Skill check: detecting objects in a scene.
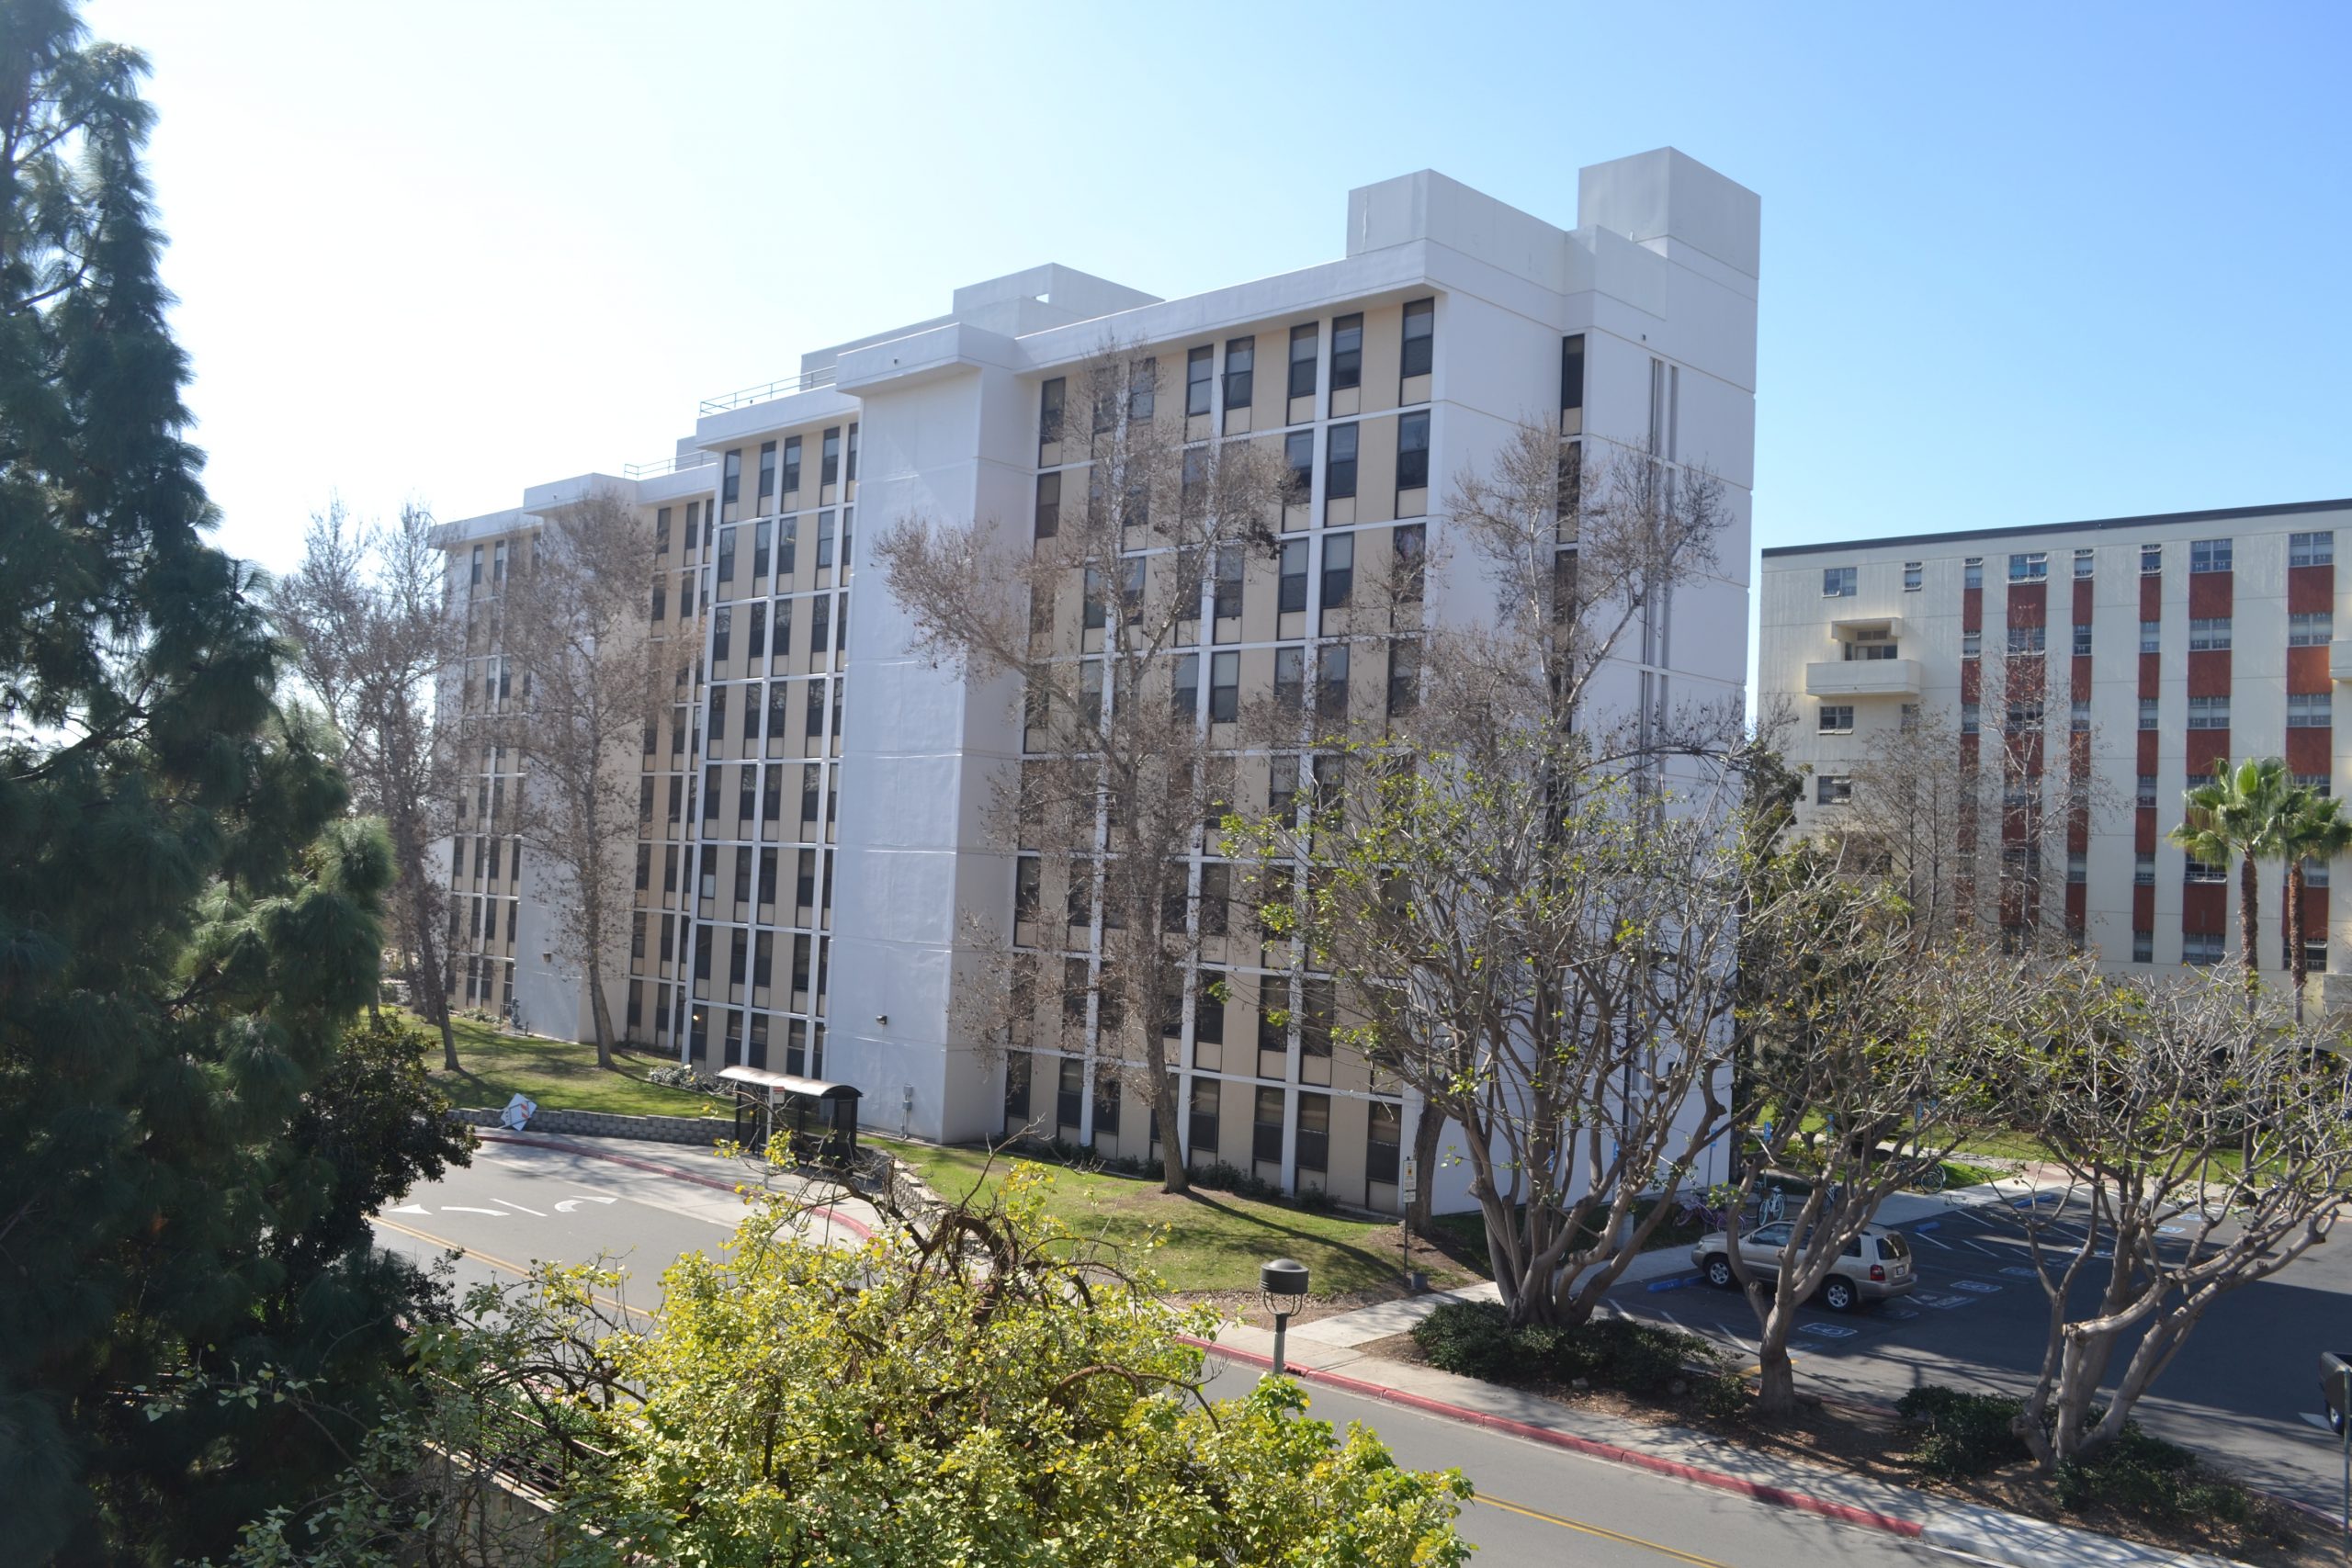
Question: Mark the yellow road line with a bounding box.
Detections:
[1472,1495,1733,1564]
[368,1213,651,1323]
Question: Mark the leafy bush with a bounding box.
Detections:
[2055,1425,2253,1524]
[1410,1303,1725,1399]
[645,1064,724,1096]
[1896,1386,2031,1478]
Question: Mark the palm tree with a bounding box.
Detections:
[2170,757,2297,1005]
[2281,787,2352,1022]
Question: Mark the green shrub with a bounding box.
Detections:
[1409,1303,1724,1397]
[1895,1386,2031,1479]
[2054,1424,2253,1524]
[1411,1301,1517,1381]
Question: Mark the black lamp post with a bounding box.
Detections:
[1261,1257,1310,1374]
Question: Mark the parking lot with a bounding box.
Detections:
[1602,1187,2352,1507]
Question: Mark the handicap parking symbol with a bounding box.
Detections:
[1999,1267,2041,1280]
[1915,1292,1973,1309]
[1799,1322,1859,1339]
[1950,1280,2001,1294]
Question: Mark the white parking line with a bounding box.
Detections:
[1910,1230,1951,1249]
[1960,1237,2001,1257]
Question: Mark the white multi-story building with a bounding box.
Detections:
[1761,500,2352,992]
[437,147,1761,1211]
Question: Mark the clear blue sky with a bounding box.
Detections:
[85,0,2352,591]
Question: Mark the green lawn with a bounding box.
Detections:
[404,1010,722,1121]
[869,1137,1481,1298]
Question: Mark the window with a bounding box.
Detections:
[2073,623,2093,656]
[1220,338,1253,410]
[1295,1091,1330,1174]
[1394,524,1425,602]
[1189,1077,1220,1163]
[1209,651,1238,722]
[2140,618,2161,653]
[845,423,858,482]
[820,427,842,486]
[2189,537,2231,573]
[2133,852,2156,886]
[1273,646,1306,708]
[2307,857,2333,889]
[1037,378,1064,447]
[1399,299,1433,380]
[1128,356,1157,422]
[2141,542,2163,574]
[1316,645,1349,719]
[2008,551,2047,581]
[1212,546,1243,621]
[2067,852,2086,885]
[1903,560,1922,592]
[1822,565,1857,598]
[1396,411,1430,491]
[2188,617,2231,650]
[2136,773,2158,807]
[716,525,737,583]
[1386,639,1420,717]
[2005,699,2043,731]
[816,512,836,570]
[1963,557,1983,590]
[2292,611,2333,646]
[1329,313,1363,390]
[1033,472,1059,539]
[1279,430,1313,504]
[655,507,672,549]
[1326,423,1358,499]
[2298,773,2333,797]
[2186,854,2227,884]
[1961,702,1980,735]
[721,450,741,507]
[1286,323,1317,400]
[1186,345,1213,417]
[1559,333,1585,414]
[2139,696,2159,730]
[781,435,801,495]
[1365,1100,1402,1185]
[2290,692,2332,728]
[757,440,776,504]
[2183,931,2224,965]
[1962,630,1981,660]
[2292,530,2335,568]
[1815,774,1852,806]
[2007,624,2045,654]
[2074,547,2095,579]
[712,606,732,663]
[1818,705,1855,734]
[777,518,797,575]
[2071,698,2091,731]
[2187,694,2229,729]
[1845,637,1897,662]
[2132,930,2154,963]
[1278,540,1309,613]
[2309,937,2332,974]
[1320,533,1353,609]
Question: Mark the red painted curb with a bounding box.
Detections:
[475,1132,873,1239]
[1181,1336,1927,1540]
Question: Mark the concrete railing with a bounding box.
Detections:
[448,1106,732,1146]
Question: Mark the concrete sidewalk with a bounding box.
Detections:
[1198,1317,2243,1567]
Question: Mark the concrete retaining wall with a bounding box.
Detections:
[448,1106,730,1146]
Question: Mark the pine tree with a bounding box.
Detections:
[0,6,468,1559]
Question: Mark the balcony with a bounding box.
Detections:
[2330,641,2352,682]
[1804,659,1922,699]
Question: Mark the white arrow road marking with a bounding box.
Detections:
[441,1206,508,1217]
[554,1196,619,1213]
[492,1199,548,1217]
[387,1204,430,1216]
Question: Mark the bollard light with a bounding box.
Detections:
[1261,1257,1310,1374]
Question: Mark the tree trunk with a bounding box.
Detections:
[407,877,459,1071]
[2289,860,2310,1025]
[1407,1103,1443,1232]
[1152,1069,1191,1196]
[1754,1292,1798,1417]
[586,959,615,1068]
[2238,853,2260,1012]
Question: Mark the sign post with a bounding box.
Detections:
[1400,1156,1419,1290]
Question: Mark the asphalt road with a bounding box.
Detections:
[372,1137,1967,1566]
[1604,1189,2352,1507]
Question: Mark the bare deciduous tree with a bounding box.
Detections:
[274,499,460,1067]
[2002,976,2352,1467]
[491,488,673,1066]
[878,342,1286,1195]
[1726,879,2057,1416]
